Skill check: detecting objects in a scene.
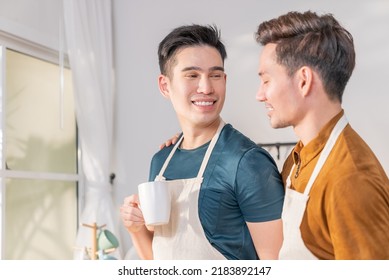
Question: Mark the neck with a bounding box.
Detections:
[180,118,221,149]
[294,103,342,146]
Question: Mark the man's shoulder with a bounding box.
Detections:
[218,123,274,164]
[151,144,174,163]
[221,123,258,149]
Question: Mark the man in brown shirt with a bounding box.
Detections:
[255,10,389,259]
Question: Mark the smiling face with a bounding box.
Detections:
[159,45,226,129]
[256,43,302,129]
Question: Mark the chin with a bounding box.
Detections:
[270,119,288,129]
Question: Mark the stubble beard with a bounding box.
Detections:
[270,116,290,129]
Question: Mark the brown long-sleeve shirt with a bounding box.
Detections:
[282,110,389,259]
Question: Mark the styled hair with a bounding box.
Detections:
[158,24,227,77]
[255,11,355,102]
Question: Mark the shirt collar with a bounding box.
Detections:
[292,110,345,167]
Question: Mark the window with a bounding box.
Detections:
[0,39,79,259]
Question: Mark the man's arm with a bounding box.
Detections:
[120,194,154,259]
[237,147,284,260]
[247,219,283,260]
[129,227,154,260]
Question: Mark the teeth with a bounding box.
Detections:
[193,101,214,106]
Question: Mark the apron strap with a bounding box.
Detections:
[196,120,225,179]
[155,120,225,182]
[286,114,348,195]
[303,114,348,195]
[155,135,184,181]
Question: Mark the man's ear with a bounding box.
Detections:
[158,74,170,99]
[297,66,313,97]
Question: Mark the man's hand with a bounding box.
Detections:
[120,194,146,233]
[159,133,180,150]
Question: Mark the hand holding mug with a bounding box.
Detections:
[120,194,146,233]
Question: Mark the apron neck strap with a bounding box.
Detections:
[196,120,225,179]
[286,114,348,195]
[156,120,225,181]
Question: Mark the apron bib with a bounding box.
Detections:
[152,121,226,260]
[279,115,348,260]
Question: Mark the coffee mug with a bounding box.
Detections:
[138,181,171,226]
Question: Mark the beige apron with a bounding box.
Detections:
[279,115,348,260]
[152,121,226,260]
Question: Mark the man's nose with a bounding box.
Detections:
[197,77,214,94]
[256,86,266,102]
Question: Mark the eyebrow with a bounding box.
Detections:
[181,66,225,72]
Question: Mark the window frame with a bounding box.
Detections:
[0,31,82,259]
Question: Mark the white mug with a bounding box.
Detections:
[138,181,171,226]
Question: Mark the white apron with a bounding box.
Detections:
[279,115,348,260]
[152,121,226,260]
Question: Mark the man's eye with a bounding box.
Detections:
[210,73,223,79]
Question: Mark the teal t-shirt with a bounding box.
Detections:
[149,124,284,260]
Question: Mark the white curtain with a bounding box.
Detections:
[63,0,121,259]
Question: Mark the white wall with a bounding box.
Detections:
[0,0,60,50]
[113,0,389,256]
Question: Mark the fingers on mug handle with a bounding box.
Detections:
[124,194,140,207]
